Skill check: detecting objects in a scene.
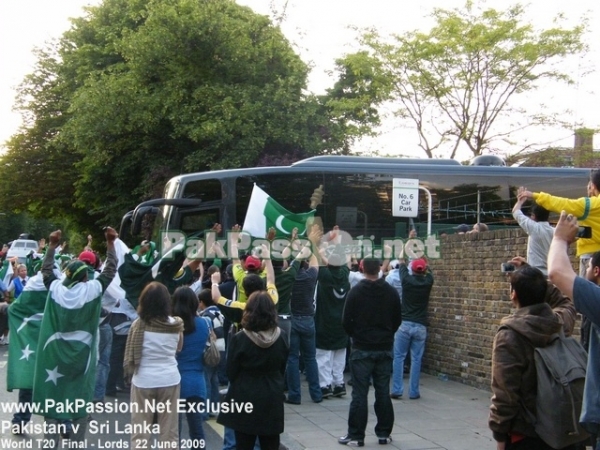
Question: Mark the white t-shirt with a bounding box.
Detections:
[132,316,180,389]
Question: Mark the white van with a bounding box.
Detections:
[6,239,39,264]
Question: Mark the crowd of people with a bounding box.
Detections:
[2,171,600,450]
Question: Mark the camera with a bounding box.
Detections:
[501,263,516,273]
[577,226,592,239]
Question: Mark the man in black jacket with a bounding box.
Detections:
[339,258,402,447]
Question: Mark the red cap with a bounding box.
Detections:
[78,251,96,266]
[245,256,261,271]
[411,258,427,274]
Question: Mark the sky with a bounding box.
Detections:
[1,0,599,160]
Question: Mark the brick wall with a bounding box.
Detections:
[422,228,580,390]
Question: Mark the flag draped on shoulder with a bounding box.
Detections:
[6,273,47,391]
[32,279,103,420]
[118,252,155,309]
[242,184,315,238]
[0,259,13,287]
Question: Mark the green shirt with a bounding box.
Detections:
[315,265,350,350]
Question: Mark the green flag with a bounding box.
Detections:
[32,279,103,420]
[242,184,315,238]
[0,259,13,286]
[7,273,47,391]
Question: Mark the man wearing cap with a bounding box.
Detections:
[232,254,265,303]
[390,258,434,400]
[33,228,117,447]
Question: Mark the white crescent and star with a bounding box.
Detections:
[333,288,346,299]
[275,215,307,235]
[275,216,291,235]
[43,331,94,380]
[45,366,65,386]
[20,344,34,361]
[16,313,43,333]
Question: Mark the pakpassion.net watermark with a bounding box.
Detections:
[157,230,441,262]
[0,398,252,417]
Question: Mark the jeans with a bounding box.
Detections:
[347,349,394,440]
[179,396,205,449]
[223,427,236,450]
[392,321,427,398]
[94,323,113,401]
[106,333,127,394]
[12,389,33,424]
[204,361,221,418]
[286,316,322,403]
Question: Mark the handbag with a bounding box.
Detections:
[203,317,221,368]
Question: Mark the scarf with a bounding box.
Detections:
[123,316,183,378]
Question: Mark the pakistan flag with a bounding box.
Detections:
[7,273,47,391]
[242,184,315,238]
[32,279,103,420]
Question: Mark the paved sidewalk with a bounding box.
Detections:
[1,335,494,450]
[206,372,495,450]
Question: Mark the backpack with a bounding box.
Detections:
[524,330,589,449]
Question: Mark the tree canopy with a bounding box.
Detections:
[333,1,586,159]
[0,0,376,230]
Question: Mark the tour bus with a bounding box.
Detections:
[120,155,590,255]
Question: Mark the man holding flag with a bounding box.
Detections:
[33,227,117,446]
[242,184,321,240]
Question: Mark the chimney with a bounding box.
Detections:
[574,128,594,167]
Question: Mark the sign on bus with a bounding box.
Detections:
[392,178,419,217]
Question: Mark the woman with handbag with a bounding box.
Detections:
[217,291,289,450]
[173,286,210,449]
[123,282,183,450]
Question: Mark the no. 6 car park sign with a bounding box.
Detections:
[392,178,419,217]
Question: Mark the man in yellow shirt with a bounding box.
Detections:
[520,169,600,349]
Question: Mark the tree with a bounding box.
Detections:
[334,2,586,159]
[0,0,371,229]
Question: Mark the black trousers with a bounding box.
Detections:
[234,431,279,450]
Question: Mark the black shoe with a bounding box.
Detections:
[284,398,301,405]
[378,436,392,445]
[338,435,364,447]
[321,385,333,398]
[332,383,346,397]
[11,423,23,435]
[390,393,402,399]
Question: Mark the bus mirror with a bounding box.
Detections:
[131,206,159,236]
[119,210,134,238]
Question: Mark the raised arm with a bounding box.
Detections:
[41,230,61,289]
[521,188,589,218]
[548,211,578,300]
[96,227,118,292]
